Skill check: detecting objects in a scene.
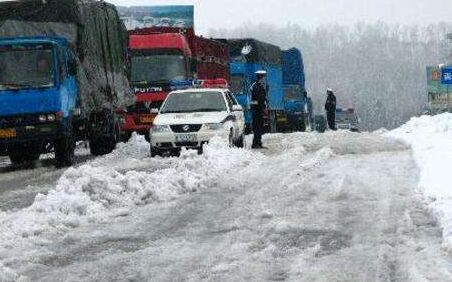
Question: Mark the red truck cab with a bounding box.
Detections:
[121,27,230,141]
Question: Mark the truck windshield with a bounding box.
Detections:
[0,46,55,90]
[160,91,227,113]
[230,75,244,94]
[131,54,185,83]
[284,85,303,100]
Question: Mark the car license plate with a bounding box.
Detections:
[175,134,197,142]
[0,128,16,138]
[140,115,154,124]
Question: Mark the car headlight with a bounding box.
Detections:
[151,124,171,133]
[202,123,224,131]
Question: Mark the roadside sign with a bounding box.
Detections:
[442,67,452,84]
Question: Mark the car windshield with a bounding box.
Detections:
[230,74,244,94]
[131,54,185,83]
[336,112,358,123]
[0,45,55,90]
[160,91,227,113]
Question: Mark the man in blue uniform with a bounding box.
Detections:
[251,70,268,148]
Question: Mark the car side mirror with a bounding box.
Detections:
[232,105,243,112]
[68,59,77,76]
[150,108,159,114]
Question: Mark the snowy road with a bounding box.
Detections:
[0,146,93,211]
[1,132,452,281]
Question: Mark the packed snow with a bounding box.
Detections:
[0,126,451,280]
[388,113,452,250]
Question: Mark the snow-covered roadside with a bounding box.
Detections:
[0,135,257,281]
[387,113,452,249]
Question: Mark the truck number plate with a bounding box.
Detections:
[175,134,197,142]
[140,115,154,124]
[0,128,16,138]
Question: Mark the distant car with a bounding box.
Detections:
[336,108,360,132]
[149,88,246,157]
[314,114,327,133]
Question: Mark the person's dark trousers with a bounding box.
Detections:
[327,112,336,130]
[252,110,264,147]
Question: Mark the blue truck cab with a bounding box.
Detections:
[0,0,133,167]
[226,39,285,133]
[282,48,311,131]
[0,36,79,163]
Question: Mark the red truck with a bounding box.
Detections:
[121,27,230,141]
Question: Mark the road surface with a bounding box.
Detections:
[0,132,451,281]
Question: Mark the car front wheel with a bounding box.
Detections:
[150,145,160,157]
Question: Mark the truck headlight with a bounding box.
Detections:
[151,125,171,133]
[47,114,56,122]
[202,123,224,131]
[38,115,47,122]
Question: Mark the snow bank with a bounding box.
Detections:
[388,113,452,248]
[0,135,255,262]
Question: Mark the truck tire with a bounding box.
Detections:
[90,136,116,156]
[120,132,132,143]
[270,111,277,133]
[55,133,76,167]
[300,119,306,132]
[89,114,118,156]
[8,151,40,165]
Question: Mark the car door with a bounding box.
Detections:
[225,91,245,138]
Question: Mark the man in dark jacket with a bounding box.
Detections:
[251,70,268,148]
[325,88,337,130]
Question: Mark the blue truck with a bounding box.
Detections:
[0,0,132,166]
[226,39,285,133]
[281,48,312,131]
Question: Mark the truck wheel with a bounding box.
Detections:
[8,151,40,165]
[300,119,306,132]
[90,137,116,156]
[55,134,76,167]
[90,119,118,156]
[120,132,132,143]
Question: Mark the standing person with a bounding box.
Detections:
[325,88,337,130]
[251,70,268,149]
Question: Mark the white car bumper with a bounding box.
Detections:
[150,130,229,149]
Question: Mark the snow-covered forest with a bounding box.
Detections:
[210,23,451,130]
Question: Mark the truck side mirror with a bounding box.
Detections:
[68,59,77,76]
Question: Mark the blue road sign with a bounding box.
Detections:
[441,67,452,85]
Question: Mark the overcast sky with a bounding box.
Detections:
[108,0,452,35]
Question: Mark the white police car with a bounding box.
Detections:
[149,87,245,157]
[336,108,360,132]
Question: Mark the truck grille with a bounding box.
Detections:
[0,114,45,128]
[170,124,202,133]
